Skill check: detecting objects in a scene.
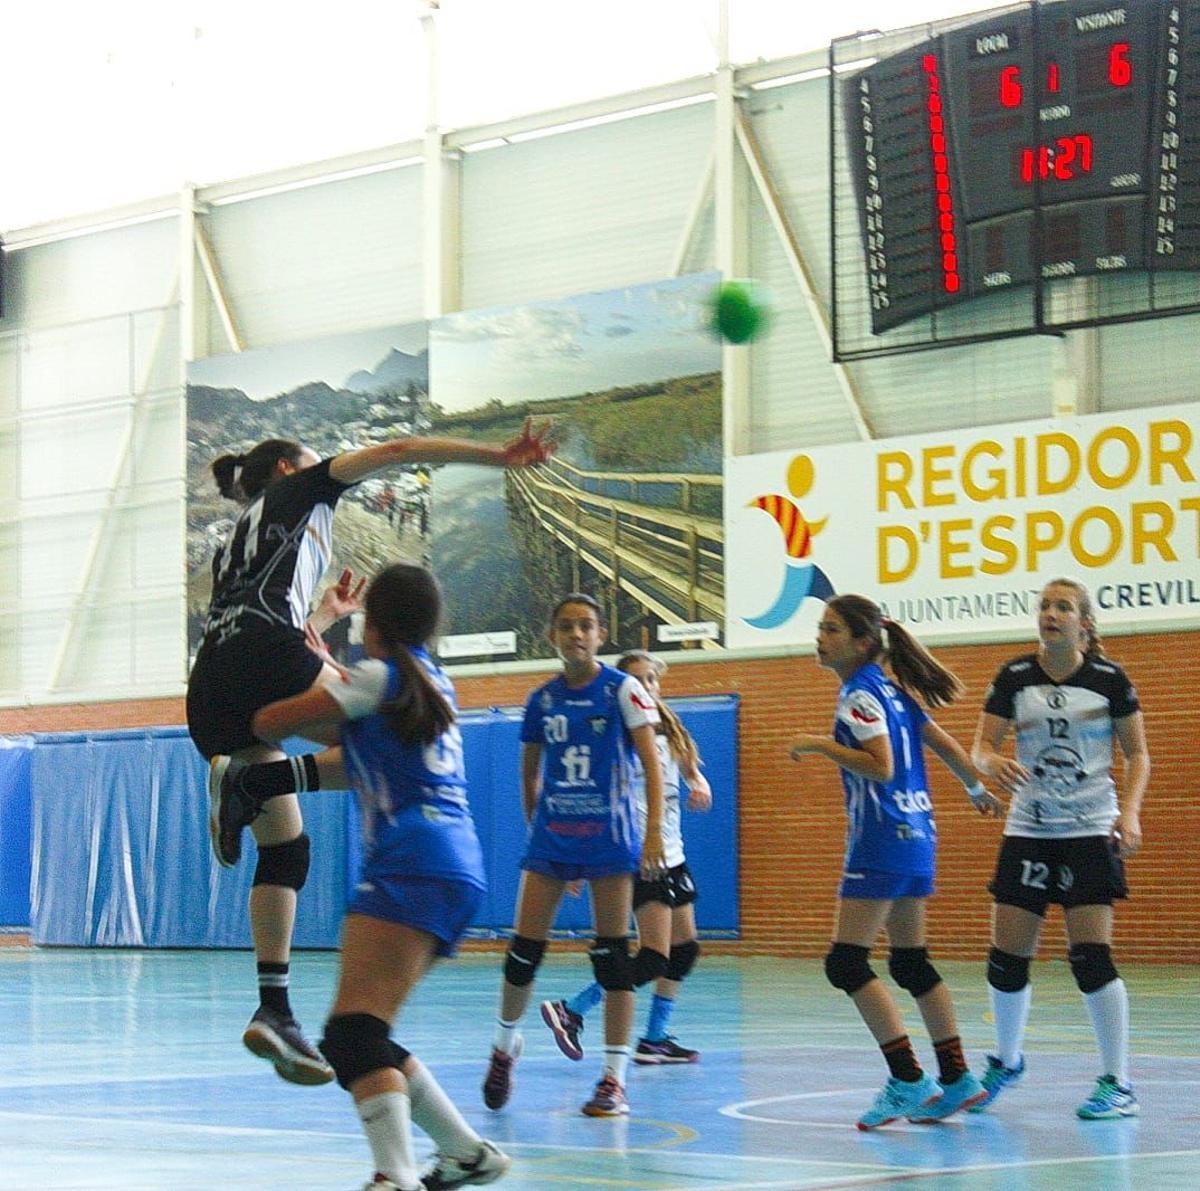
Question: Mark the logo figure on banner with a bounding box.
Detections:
[743,454,836,630]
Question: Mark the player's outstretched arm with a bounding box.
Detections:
[328,416,553,484]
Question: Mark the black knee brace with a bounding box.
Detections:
[320,1013,406,1091]
[666,939,700,982]
[889,947,942,999]
[253,832,310,891]
[987,947,1031,993]
[590,936,635,992]
[632,947,669,988]
[824,943,875,995]
[1068,943,1119,994]
[503,935,547,987]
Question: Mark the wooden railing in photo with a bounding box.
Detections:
[507,457,724,646]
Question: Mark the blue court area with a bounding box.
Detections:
[0,949,1194,1190]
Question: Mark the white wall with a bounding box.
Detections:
[1,63,1197,706]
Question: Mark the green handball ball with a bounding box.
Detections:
[711,279,770,344]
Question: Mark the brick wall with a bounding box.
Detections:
[3,628,1195,963]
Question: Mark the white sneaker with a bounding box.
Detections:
[420,1139,511,1187]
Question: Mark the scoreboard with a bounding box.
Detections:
[841,0,1200,336]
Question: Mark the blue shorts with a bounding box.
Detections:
[521,856,636,882]
[839,869,935,900]
[348,873,484,957]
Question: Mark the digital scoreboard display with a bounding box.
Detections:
[843,0,1200,334]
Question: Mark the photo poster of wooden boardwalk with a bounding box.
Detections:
[185,320,431,661]
[427,272,723,663]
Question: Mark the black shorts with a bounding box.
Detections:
[186,625,324,759]
[988,834,1128,915]
[634,861,698,911]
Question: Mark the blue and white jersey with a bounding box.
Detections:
[328,649,485,888]
[520,664,659,869]
[833,663,936,878]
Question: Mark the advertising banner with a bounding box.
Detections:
[725,403,1200,649]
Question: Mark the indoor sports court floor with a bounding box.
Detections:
[0,948,1195,1190]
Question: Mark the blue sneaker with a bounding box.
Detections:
[857,1073,942,1130]
[1076,1074,1139,1120]
[968,1053,1025,1112]
[908,1070,987,1122]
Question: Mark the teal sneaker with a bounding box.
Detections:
[1076,1074,1139,1120]
[968,1053,1025,1112]
[857,1073,942,1130]
[908,1070,988,1122]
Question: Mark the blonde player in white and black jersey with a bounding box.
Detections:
[540,650,712,1067]
[970,577,1150,1121]
[190,422,552,1084]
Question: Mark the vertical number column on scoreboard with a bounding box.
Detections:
[1150,1,1200,269]
[846,45,947,330]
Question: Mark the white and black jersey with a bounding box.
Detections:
[203,459,351,645]
[984,653,1140,839]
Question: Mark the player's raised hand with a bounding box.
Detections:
[501,416,555,467]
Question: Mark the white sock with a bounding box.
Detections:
[492,1018,520,1054]
[357,1091,419,1189]
[603,1045,631,1084]
[406,1059,480,1162]
[1083,978,1130,1086]
[990,984,1032,1070]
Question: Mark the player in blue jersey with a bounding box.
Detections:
[789,593,1000,1130]
[195,420,552,1083]
[216,563,510,1191]
[969,578,1150,1121]
[482,594,666,1119]
[540,649,712,1066]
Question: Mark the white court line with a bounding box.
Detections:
[0,1109,901,1170]
[794,1149,1200,1188]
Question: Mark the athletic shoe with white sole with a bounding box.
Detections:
[857,1073,942,1130]
[540,999,584,1061]
[207,755,257,867]
[1076,1074,1139,1120]
[581,1074,629,1117]
[908,1070,987,1122]
[242,1005,334,1086]
[968,1053,1026,1112]
[634,1035,700,1064]
[421,1139,511,1188]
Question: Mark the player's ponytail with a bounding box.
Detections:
[210,439,306,502]
[364,564,454,746]
[827,593,964,709]
[616,650,700,771]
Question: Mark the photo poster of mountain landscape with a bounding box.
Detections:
[185,320,431,660]
[427,271,723,662]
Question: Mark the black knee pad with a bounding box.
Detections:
[253,832,310,891]
[590,936,634,992]
[632,947,669,988]
[1069,943,1119,994]
[320,1013,397,1090]
[503,935,546,987]
[824,943,875,995]
[666,939,700,982]
[987,947,1031,993]
[888,947,942,999]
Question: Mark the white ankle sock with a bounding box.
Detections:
[492,1018,520,1054]
[406,1059,480,1161]
[1083,978,1129,1086]
[603,1045,630,1084]
[990,983,1032,1069]
[357,1091,419,1189]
